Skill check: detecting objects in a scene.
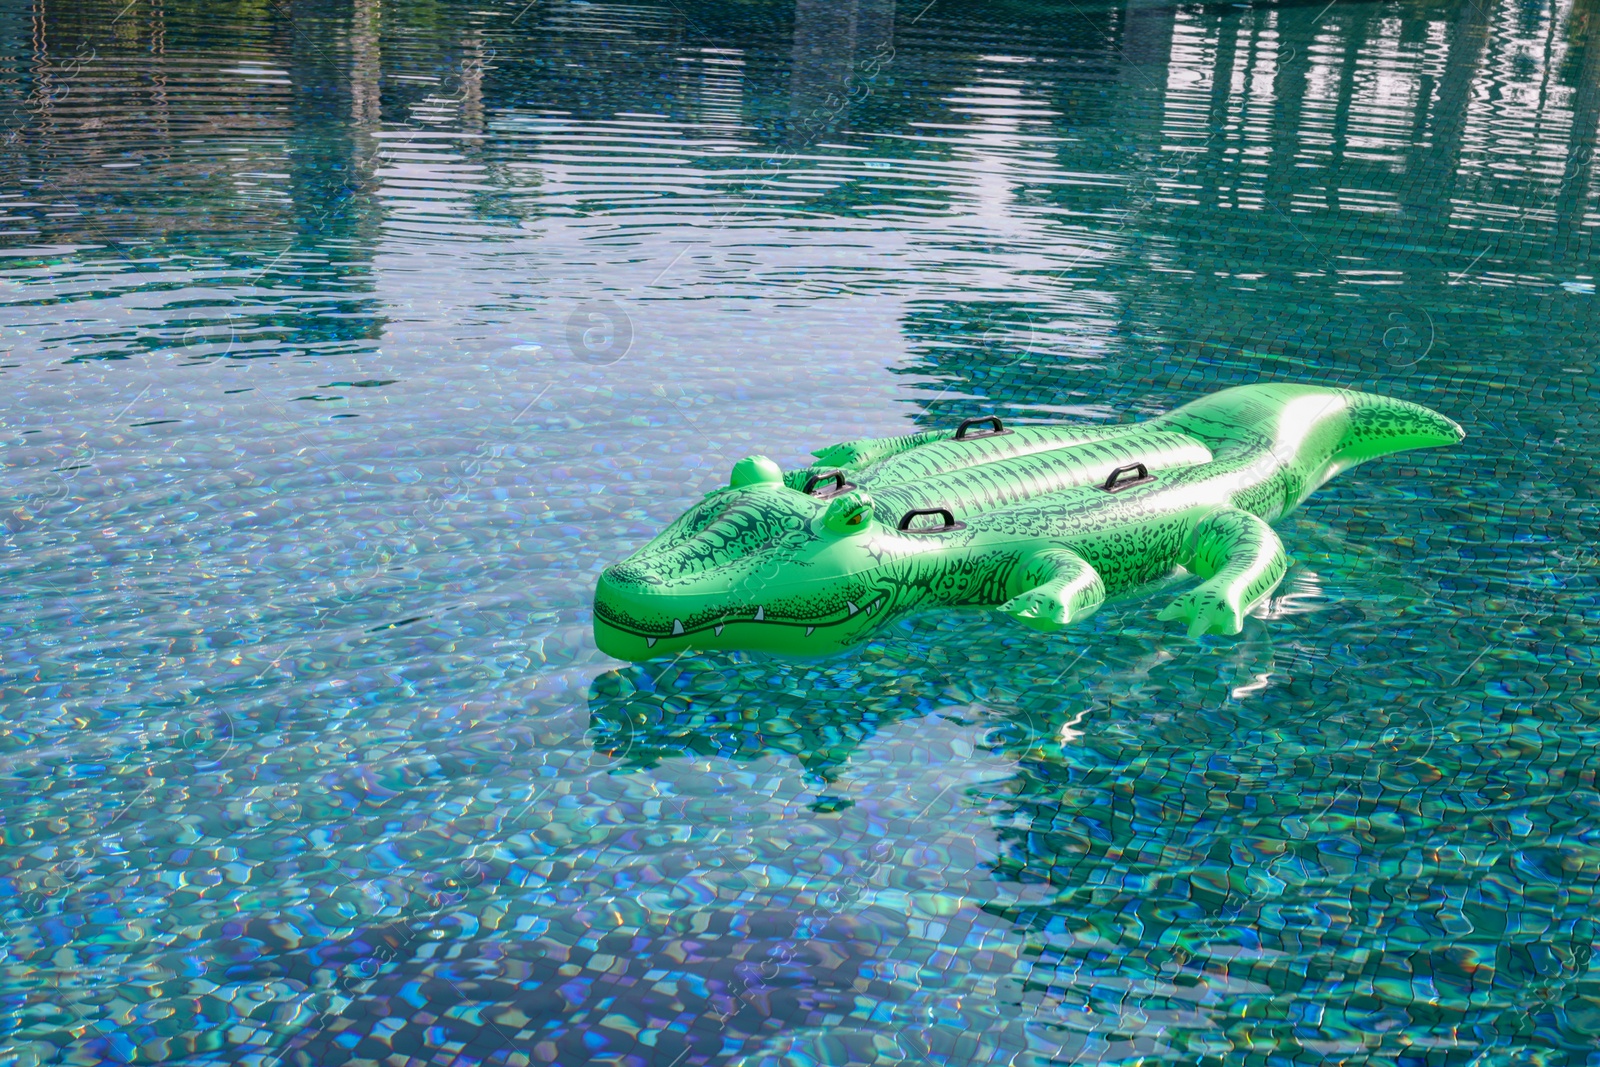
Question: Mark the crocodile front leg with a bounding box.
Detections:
[999,548,1106,632]
[1158,507,1287,637]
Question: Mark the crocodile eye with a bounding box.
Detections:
[824,490,874,535]
[729,454,783,488]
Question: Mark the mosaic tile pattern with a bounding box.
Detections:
[1,0,1599,1064]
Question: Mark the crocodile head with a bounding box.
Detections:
[593,456,890,661]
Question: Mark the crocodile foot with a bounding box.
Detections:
[1157,585,1247,638]
[1000,548,1105,632]
[1001,588,1090,632]
[1159,506,1288,638]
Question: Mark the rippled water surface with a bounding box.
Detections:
[3,0,1599,1063]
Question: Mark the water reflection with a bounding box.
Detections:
[585,643,969,789]
[787,0,895,146]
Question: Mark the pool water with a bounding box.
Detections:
[2,0,1599,1063]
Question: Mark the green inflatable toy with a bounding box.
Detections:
[593,383,1463,660]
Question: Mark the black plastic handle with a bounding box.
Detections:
[954,415,1008,441]
[804,471,854,498]
[898,507,964,533]
[1100,462,1153,492]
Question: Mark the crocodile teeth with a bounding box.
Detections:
[646,637,657,647]
[847,601,859,615]
[671,618,684,635]
[714,625,724,636]
[806,627,815,636]
[753,606,765,621]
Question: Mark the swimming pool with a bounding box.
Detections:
[2,0,1597,1063]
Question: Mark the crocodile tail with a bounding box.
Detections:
[1331,390,1466,467]
[1157,382,1464,487]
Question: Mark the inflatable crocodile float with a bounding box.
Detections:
[593,383,1463,660]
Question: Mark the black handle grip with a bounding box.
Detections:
[804,471,852,497]
[954,415,1007,441]
[1101,462,1151,492]
[898,507,962,532]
